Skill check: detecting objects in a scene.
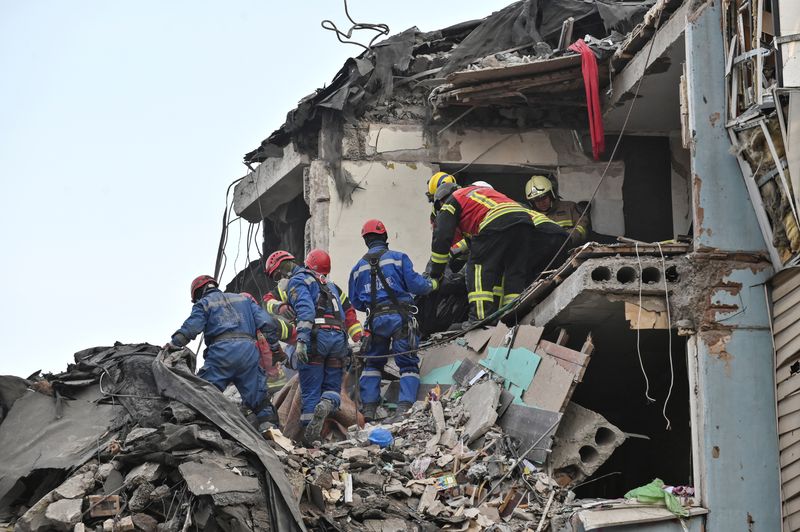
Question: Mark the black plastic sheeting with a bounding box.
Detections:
[0,385,124,515]
[152,350,306,532]
[244,0,653,164]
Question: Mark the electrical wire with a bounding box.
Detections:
[320,0,389,51]
[658,241,674,430]
[635,242,656,403]
[510,8,666,314]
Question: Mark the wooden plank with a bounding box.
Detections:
[783,460,800,495]
[779,409,800,435]
[783,494,800,518]
[781,439,800,468]
[446,54,582,87]
[784,473,800,501]
[779,391,800,417]
[774,284,800,315]
[780,427,800,451]
[523,354,575,412]
[772,269,800,301]
[778,362,800,387]
[777,336,800,369]
[777,376,800,401]
[774,317,800,348]
[536,340,589,368]
[578,506,708,530]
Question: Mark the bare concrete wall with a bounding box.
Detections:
[557,163,625,236]
[326,160,437,287]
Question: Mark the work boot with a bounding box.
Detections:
[395,401,412,417]
[361,402,378,422]
[304,399,335,445]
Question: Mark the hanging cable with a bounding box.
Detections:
[635,242,656,403]
[657,241,674,430]
[321,0,389,51]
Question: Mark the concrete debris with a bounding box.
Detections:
[43,498,83,531]
[1,332,637,531]
[547,402,627,486]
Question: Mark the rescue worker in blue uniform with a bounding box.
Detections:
[349,219,438,421]
[265,250,349,444]
[166,275,284,432]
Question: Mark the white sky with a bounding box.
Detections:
[0,1,501,377]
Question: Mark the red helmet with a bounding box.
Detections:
[305,249,331,275]
[240,291,257,303]
[190,275,217,303]
[361,219,387,237]
[265,250,295,277]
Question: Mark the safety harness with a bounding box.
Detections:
[363,249,418,350]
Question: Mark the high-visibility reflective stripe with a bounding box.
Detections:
[278,287,288,301]
[362,369,383,378]
[556,220,574,227]
[474,264,486,319]
[468,293,494,302]
[467,191,499,209]
[297,320,314,330]
[348,322,363,337]
[352,264,371,278]
[379,258,402,268]
[431,252,449,264]
[302,276,314,285]
[266,299,281,312]
[492,285,504,298]
[400,372,420,380]
[501,293,520,306]
[440,204,456,215]
[278,320,289,339]
[479,204,529,231]
[575,225,587,236]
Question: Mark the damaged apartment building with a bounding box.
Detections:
[228,0,800,530]
[2,1,800,531]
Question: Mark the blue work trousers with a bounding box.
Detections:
[298,328,348,426]
[360,313,420,405]
[198,339,271,418]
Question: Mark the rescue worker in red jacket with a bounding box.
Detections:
[262,249,364,344]
[428,182,566,325]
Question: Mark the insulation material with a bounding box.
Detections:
[557,163,625,236]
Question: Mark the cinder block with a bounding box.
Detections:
[545,402,626,486]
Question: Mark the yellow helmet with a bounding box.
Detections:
[427,172,456,202]
[525,175,554,200]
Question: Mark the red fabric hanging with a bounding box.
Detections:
[569,39,605,160]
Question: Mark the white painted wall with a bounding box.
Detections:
[557,163,626,236]
[326,160,436,288]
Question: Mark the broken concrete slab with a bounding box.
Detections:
[123,427,157,446]
[461,380,501,444]
[178,460,260,499]
[123,462,161,487]
[498,403,561,464]
[547,402,627,485]
[44,498,83,531]
[341,447,369,461]
[54,469,96,500]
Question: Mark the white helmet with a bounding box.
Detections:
[471,180,493,189]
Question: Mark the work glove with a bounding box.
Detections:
[272,344,287,364]
[163,342,181,352]
[276,303,296,321]
[351,331,363,343]
[295,342,309,365]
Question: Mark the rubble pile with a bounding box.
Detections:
[269,379,582,531]
[0,344,302,532]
